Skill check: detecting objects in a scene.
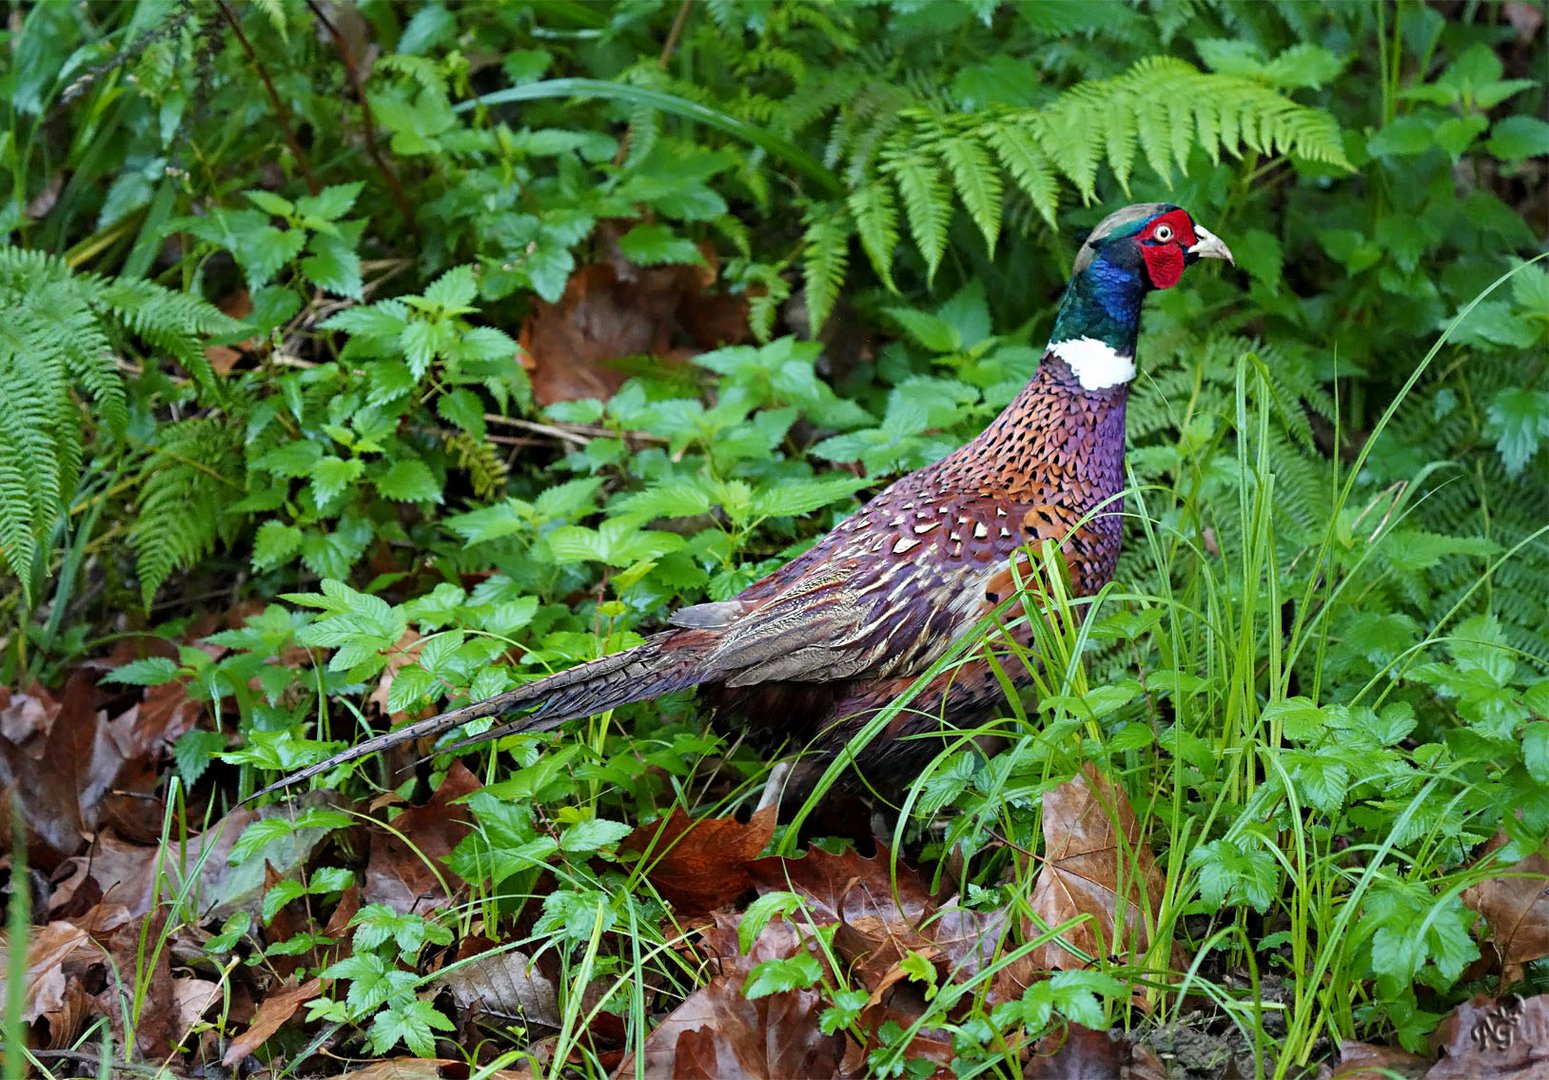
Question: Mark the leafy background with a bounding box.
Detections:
[0,1,1545,1077]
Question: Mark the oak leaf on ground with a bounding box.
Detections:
[624,804,776,915]
[619,911,845,1078]
[1027,764,1170,971]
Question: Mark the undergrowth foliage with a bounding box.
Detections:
[1,0,1546,1076]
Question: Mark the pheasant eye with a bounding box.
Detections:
[1153,224,1174,242]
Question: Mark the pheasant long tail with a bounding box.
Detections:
[249,631,715,800]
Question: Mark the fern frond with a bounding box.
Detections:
[982,122,1059,226]
[0,244,236,599]
[882,141,950,281]
[801,203,851,331]
[130,418,244,608]
[847,182,900,292]
[938,125,1003,255]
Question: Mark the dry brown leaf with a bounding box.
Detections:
[749,846,968,999]
[1464,839,1549,978]
[1027,764,1169,970]
[521,255,749,407]
[0,685,57,745]
[92,907,180,1058]
[50,808,255,922]
[1324,1039,1429,1079]
[928,901,1036,1004]
[1025,1024,1168,1079]
[748,846,935,927]
[1505,1,1544,42]
[436,945,560,1029]
[1425,994,1549,1079]
[626,804,776,915]
[221,976,323,1067]
[364,761,480,913]
[0,921,100,1042]
[619,911,845,1078]
[173,977,222,1030]
[206,289,256,374]
[369,628,425,721]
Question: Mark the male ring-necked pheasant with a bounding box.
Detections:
[261,203,1232,798]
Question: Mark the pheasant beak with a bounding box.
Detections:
[1188,224,1235,267]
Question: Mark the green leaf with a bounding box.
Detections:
[173,729,227,786]
[885,307,961,353]
[375,459,443,502]
[739,894,803,954]
[616,224,702,267]
[252,521,303,569]
[801,206,850,332]
[419,265,479,315]
[385,665,437,715]
[886,152,950,280]
[1486,116,1549,163]
[1432,114,1488,159]
[743,953,823,999]
[1367,116,1433,157]
[847,183,899,291]
[368,999,454,1057]
[245,190,295,218]
[436,388,486,438]
[1524,723,1549,784]
[560,817,633,854]
[1262,44,1344,89]
[295,181,364,223]
[939,132,1002,253]
[1485,388,1549,476]
[102,656,182,686]
[302,232,363,300]
[749,476,867,519]
[311,456,365,505]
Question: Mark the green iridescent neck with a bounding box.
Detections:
[1047,253,1147,355]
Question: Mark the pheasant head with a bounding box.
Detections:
[1047,203,1234,392]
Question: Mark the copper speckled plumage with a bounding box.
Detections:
[258,204,1234,800]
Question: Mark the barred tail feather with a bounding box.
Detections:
[250,631,716,801]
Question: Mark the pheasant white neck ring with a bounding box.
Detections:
[1050,337,1136,391]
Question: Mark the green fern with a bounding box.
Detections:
[789,57,1347,326]
[0,246,238,597]
[130,418,245,608]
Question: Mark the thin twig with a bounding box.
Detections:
[481,413,669,446]
[305,0,419,235]
[215,0,318,193]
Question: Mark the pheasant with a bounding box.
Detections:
[258,203,1232,799]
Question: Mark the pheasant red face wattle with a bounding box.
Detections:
[254,203,1235,801]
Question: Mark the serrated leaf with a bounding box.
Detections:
[420,265,479,315]
[560,817,633,853]
[249,522,301,572]
[375,458,443,502]
[295,181,364,223]
[617,224,702,267]
[311,456,364,504]
[749,475,866,518]
[744,953,823,999]
[302,232,363,300]
[103,656,182,685]
[884,307,961,353]
[1485,388,1549,476]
